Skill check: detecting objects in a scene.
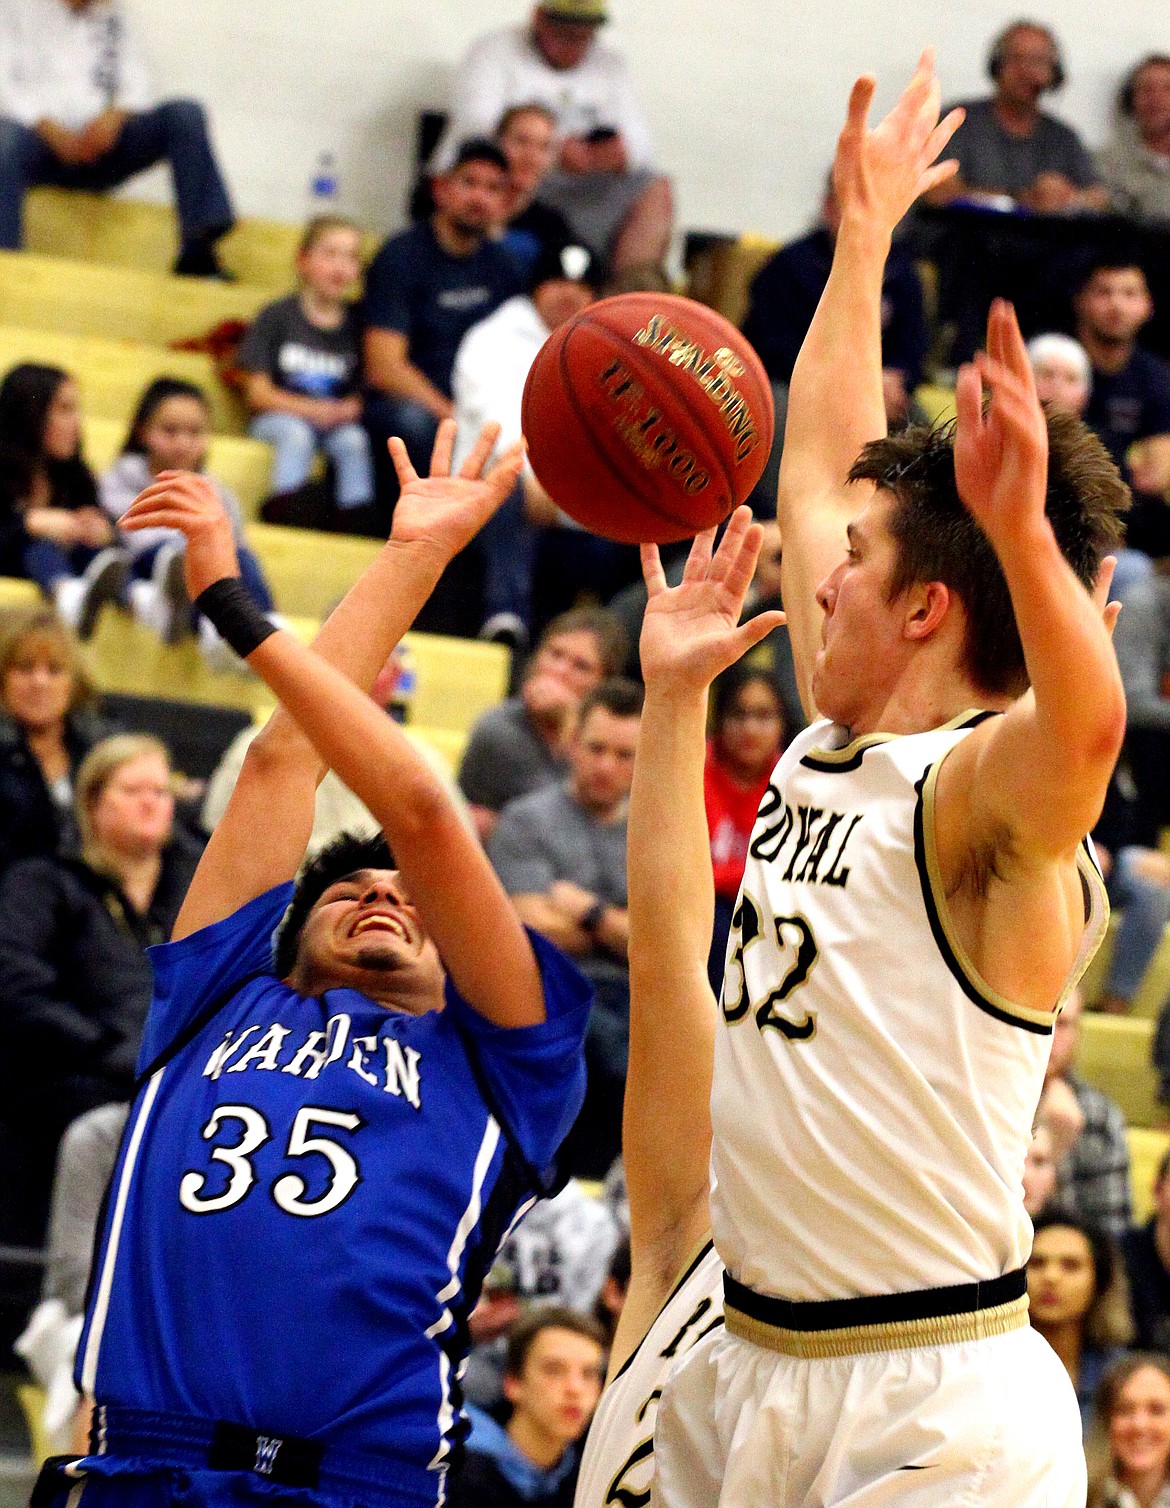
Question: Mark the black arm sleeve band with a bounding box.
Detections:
[193,577,277,659]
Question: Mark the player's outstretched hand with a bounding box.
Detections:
[954,299,1050,555]
[388,419,525,562]
[833,48,964,237]
[120,470,239,599]
[640,506,786,694]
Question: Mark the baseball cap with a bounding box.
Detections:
[539,0,608,23]
[530,241,608,292]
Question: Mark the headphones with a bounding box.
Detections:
[1119,54,1170,116]
[986,22,1065,92]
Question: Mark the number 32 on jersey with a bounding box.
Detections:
[721,892,818,1040]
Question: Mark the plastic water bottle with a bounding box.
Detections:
[388,645,418,725]
[309,152,339,214]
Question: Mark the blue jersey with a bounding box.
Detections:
[75,883,590,1503]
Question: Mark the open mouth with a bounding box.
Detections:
[350,913,408,942]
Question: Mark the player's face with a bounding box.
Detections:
[1076,269,1153,346]
[1110,1366,1170,1481]
[1026,1225,1097,1326]
[505,1327,604,1446]
[1030,355,1089,417]
[298,867,445,1011]
[90,752,175,856]
[812,493,907,730]
[2,638,74,732]
[298,228,362,301]
[434,162,509,237]
[500,110,557,194]
[569,706,639,814]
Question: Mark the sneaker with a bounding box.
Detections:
[128,579,167,637]
[197,618,243,675]
[63,549,129,641]
[151,544,193,644]
[478,612,530,654]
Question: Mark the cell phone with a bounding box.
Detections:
[585,126,618,145]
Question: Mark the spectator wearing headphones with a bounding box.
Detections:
[1099,55,1170,225]
[927,21,1107,213]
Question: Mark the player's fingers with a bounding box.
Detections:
[717,512,761,595]
[710,506,753,581]
[1092,555,1117,615]
[388,436,419,489]
[641,542,667,595]
[732,610,787,659]
[844,76,876,134]
[459,421,504,481]
[430,419,457,479]
[1103,601,1122,639]
[919,160,959,197]
[954,363,984,436]
[682,527,717,581]
[485,440,526,504]
[925,106,965,162]
[120,506,195,533]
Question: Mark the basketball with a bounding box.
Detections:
[521,292,775,544]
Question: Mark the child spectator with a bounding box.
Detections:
[99,378,277,666]
[236,216,375,532]
[0,363,126,637]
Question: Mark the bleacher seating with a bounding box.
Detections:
[1128,1126,1170,1223]
[1077,1014,1161,1129]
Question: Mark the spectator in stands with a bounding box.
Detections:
[0,0,233,274]
[0,604,109,872]
[451,1307,605,1508]
[741,180,927,518]
[1089,1355,1170,1508]
[1121,1149,1170,1353]
[1113,572,1170,847]
[495,103,574,281]
[452,238,605,645]
[1028,1210,1134,1432]
[99,377,276,666]
[592,1231,628,1345]
[1041,988,1133,1238]
[0,362,126,637]
[0,733,199,1262]
[1100,56,1170,226]
[237,216,376,534]
[704,665,787,990]
[1075,255,1170,565]
[458,606,626,840]
[362,138,519,509]
[1027,332,1092,417]
[928,21,1107,212]
[1096,844,1170,1017]
[434,2,672,274]
[1023,1122,1059,1218]
[488,677,640,1178]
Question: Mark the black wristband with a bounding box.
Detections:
[581,899,606,935]
[193,577,277,659]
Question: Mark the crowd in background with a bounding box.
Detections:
[1,3,1170,1504]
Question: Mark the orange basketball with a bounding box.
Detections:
[521,292,775,544]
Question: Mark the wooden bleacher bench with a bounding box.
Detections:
[1128,1126,1170,1223]
[1077,1013,1160,1129]
[83,417,273,516]
[0,325,243,433]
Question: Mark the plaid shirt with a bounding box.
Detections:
[1053,1074,1133,1238]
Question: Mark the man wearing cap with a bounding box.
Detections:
[362,138,522,514]
[451,240,605,646]
[433,3,671,276]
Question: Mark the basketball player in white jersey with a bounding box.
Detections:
[649,52,1129,1508]
[574,512,784,1508]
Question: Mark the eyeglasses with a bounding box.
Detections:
[725,708,782,724]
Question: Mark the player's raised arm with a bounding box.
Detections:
[121,468,544,1029]
[154,424,521,941]
[943,300,1127,863]
[612,508,783,1375]
[778,52,962,715]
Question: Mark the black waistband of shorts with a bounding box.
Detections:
[724,1267,1028,1334]
[87,1405,440,1505]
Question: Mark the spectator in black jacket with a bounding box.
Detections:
[0,732,199,1258]
[450,1307,606,1508]
[1121,1147,1170,1352]
[0,604,111,873]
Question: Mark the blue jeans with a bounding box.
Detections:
[474,480,537,626]
[0,100,233,250]
[1106,847,1170,1003]
[249,413,374,508]
[133,540,274,614]
[21,537,100,592]
[362,392,440,513]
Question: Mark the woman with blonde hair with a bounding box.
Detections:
[1089,1354,1170,1508]
[0,604,110,872]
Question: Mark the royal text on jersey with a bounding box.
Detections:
[748,784,864,888]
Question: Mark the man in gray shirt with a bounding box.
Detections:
[488,677,641,1176]
[1114,570,1170,843]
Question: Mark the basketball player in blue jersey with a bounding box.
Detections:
[650,54,1131,1508]
[39,424,593,1508]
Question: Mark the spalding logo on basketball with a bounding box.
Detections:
[522,292,775,544]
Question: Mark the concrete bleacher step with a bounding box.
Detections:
[83,418,272,515]
[1077,1013,1160,1129]
[24,188,379,288]
[0,250,272,347]
[0,325,244,433]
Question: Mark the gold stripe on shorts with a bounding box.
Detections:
[724,1293,1029,1359]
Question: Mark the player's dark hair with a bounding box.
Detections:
[122,377,210,457]
[711,664,785,738]
[579,676,644,725]
[504,1305,607,1379]
[274,830,396,978]
[447,137,510,176]
[848,409,1127,697]
[533,606,629,679]
[1118,54,1170,116]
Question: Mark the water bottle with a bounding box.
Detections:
[308,152,339,215]
[388,645,418,725]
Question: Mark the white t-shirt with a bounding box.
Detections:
[0,0,152,129]
[434,23,654,172]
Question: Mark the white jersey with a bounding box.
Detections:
[574,1241,723,1508]
[711,713,1108,1302]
